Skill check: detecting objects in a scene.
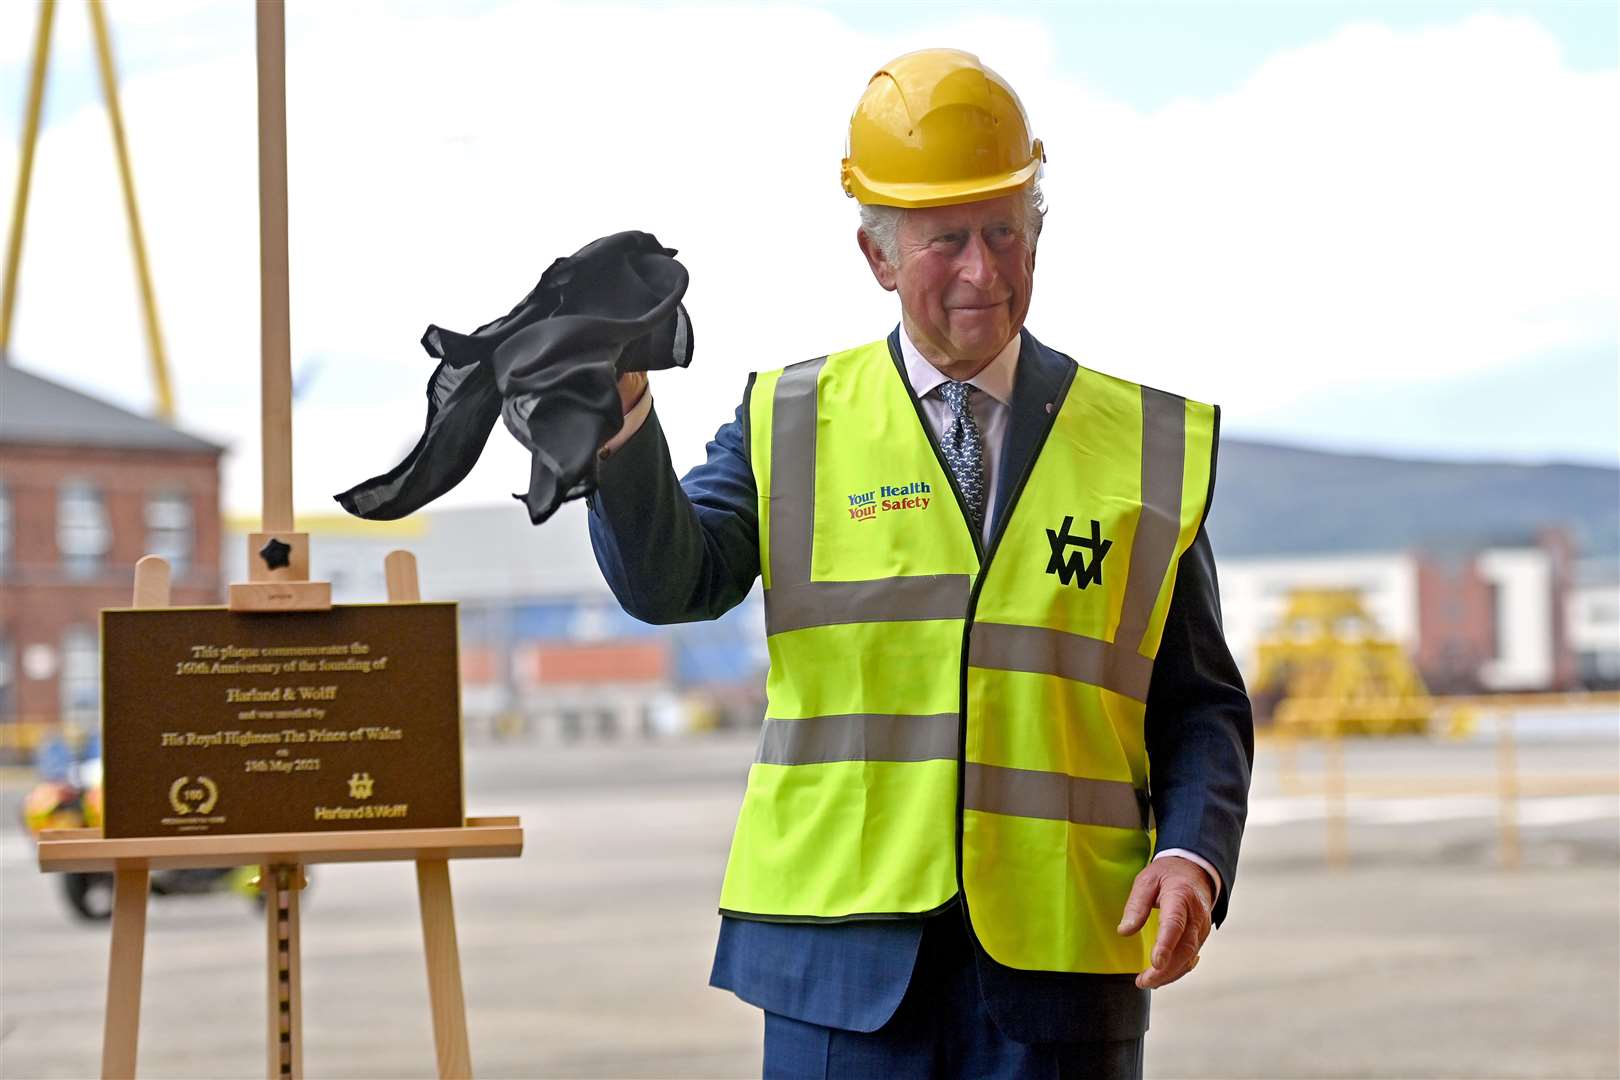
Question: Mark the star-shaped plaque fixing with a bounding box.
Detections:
[258,537,293,570]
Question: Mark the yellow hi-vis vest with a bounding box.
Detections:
[719,338,1217,975]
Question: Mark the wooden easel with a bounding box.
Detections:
[36,5,522,1076]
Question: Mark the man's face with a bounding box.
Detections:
[859,192,1036,378]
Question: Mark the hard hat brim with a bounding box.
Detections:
[843,157,1042,209]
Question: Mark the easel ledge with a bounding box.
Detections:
[38,818,523,873]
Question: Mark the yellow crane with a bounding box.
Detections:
[2,0,174,419]
[1251,587,1434,736]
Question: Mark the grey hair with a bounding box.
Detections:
[858,181,1046,265]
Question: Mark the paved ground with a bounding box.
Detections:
[1,730,1616,1079]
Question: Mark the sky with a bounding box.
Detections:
[1,0,1615,518]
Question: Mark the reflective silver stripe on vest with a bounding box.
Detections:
[757,713,959,765]
[766,575,972,635]
[767,356,827,590]
[964,762,1151,831]
[968,622,1155,703]
[1114,387,1186,654]
[764,354,970,636]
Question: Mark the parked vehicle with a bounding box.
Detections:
[21,737,265,921]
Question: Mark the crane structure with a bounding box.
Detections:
[1250,587,1435,737]
[2,0,174,420]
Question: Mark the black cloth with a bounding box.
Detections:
[335,230,693,525]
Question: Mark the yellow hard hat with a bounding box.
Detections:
[841,48,1045,208]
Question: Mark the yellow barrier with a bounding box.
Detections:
[1268,703,1620,870]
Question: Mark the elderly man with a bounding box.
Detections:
[588,48,1252,1080]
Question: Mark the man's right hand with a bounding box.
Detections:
[617,371,649,414]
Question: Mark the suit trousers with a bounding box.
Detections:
[761,913,1145,1080]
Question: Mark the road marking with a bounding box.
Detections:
[1516,795,1620,826]
[1249,794,1620,827]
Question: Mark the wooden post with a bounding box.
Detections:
[255,0,293,535]
[1278,722,1299,795]
[417,860,473,1079]
[1497,711,1520,870]
[99,557,172,1078]
[102,867,151,1079]
[131,555,171,609]
[264,864,306,1079]
[385,550,422,605]
[1325,729,1349,870]
[387,549,473,1078]
[233,0,326,614]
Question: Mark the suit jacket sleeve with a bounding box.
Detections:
[586,381,760,624]
[1144,526,1255,926]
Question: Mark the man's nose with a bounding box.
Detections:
[957,232,998,290]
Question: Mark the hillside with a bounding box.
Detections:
[1206,439,1619,559]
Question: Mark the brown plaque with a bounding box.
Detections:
[101,604,463,838]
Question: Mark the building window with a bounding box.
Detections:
[0,637,14,721]
[0,484,11,575]
[57,481,110,578]
[145,491,193,577]
[59,626,99,726]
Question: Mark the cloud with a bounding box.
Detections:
[1,4,1613,519]
[1030,15,1617,419]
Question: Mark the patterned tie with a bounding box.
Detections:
[937,380,986,534]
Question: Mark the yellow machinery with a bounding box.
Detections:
[1251,588,1434,736]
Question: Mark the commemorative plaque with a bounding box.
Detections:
[101,602,464,838]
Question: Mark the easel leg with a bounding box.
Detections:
[388,547,472,1076]
[102,867,149,1079]
[417,859,472,1079]
[263,864,305,1080]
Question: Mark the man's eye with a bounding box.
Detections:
[932,232,966,249]
[986,226,1017,248]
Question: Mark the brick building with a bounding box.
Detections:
[1414,530,1579,693]
[0,363,223,751]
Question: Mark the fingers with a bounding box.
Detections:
[1136,929,1203,990]
[1120,860,1215,989]
[1116,864,1162,937]
[617,371,649,414]
[1150,894,1189,970]
[1134,881,1212,990]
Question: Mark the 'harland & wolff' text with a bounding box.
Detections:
[226,685,340,703]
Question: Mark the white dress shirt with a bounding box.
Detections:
[605,327,1221,897]
[898,325,1017,545]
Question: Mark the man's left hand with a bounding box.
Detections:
[1116,855,1214,990]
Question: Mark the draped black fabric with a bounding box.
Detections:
[335,230,693,525]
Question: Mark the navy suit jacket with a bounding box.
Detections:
[587,328,1253,1042]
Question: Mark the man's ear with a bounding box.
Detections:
[857,228,899,292]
